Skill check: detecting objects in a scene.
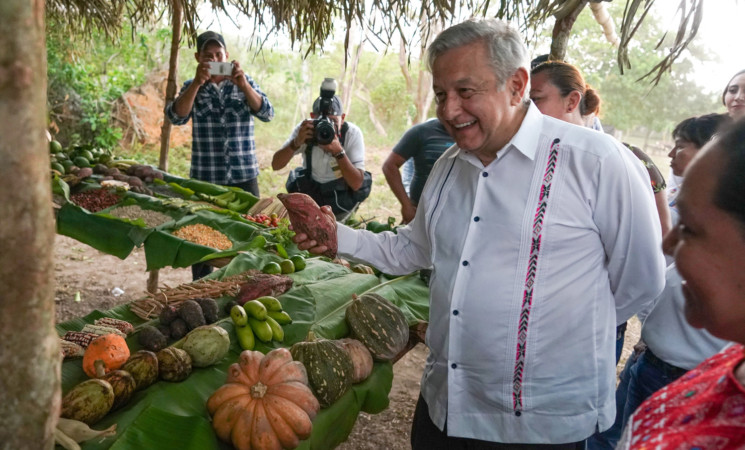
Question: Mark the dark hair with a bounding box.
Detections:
[722,69,745,106]
[713,118,745,228]
[531,61,601,116]
[672,113,730,148]
[531,54,549,70]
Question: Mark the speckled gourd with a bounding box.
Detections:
[289,331,354,407]
[345,293,409,361]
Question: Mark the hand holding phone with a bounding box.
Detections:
[208,62,234,76]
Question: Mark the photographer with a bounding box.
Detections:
[272,79,369,220]
[166,31,274,197]
[166,31,274,280]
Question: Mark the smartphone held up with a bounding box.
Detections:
[208,62,234,76]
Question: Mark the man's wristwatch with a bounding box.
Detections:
[333,150,346,160]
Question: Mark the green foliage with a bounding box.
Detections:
[47,25,171,149]
[559,4,721,134]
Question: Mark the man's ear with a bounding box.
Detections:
[194,52,200,62]
[508,67,529,106]
[310,113,317,119]
[341,113,346,122]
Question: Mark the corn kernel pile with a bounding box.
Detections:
[172,224,232,250]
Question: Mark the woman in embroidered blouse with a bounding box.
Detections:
[616,119,745,449]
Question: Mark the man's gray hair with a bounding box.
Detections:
[427,19,529,91]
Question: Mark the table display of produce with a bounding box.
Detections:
[53,160,296,270]
[49,143,433,449]
[57,256,430,449]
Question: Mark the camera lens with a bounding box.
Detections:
[314,118,336,145]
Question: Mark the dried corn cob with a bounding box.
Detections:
[60,340,85,358]
[81,324,126,338]
[62,331,99,348]
[94,317,134,335]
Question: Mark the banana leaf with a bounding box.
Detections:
[56,203,141,259]
[58,259,425,449]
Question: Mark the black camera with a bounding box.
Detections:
[312,78,338,146]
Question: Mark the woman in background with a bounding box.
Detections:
[723,69,745,120]
[617,119,745,449]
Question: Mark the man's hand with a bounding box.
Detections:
[401,203,417,224]
[293,120,315,149]
[291,205,337,255]
[318,135,344,156]
[231,60,249,91]
[194,61,212,86]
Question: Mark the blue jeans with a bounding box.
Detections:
[615,322,627,364]
[586,349,687,449]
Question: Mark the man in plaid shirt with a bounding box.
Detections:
[166,31,274,196]
[166,31,274,279]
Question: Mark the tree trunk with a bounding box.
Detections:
[549,0,589,61]
[159,0,183,172]
[413,19,441,124]
[0,0,60,448]
[340,26,364,116]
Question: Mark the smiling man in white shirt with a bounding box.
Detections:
[294,19,666,448]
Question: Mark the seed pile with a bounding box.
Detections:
[172,224,232,250]
[109,205,173,228]
[70,189,121,212]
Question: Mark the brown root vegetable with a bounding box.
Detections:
[277,193,337,258]
[127,176,144,188]
[76,167,94,178]
[235,274,293,306]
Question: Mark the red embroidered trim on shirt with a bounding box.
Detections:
[512,138,560,412]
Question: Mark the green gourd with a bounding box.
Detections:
[290,331,354,408]
[345,293,409,361]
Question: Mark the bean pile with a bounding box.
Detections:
[172,224,232,250]
[109,205,173,228]
[70,189,121,212]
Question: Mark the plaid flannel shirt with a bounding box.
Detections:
[165,75,274,184]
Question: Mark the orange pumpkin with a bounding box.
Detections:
[207,348,320,450]
[82,334,130,378]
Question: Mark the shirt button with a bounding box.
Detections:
[462,260,469,266]
[453,310,459,316]
[474,216,480,222]
[515,411,522,417]
[482,172,489,177]
[451,363,457,369]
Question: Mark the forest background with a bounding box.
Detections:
[46,1,726,221]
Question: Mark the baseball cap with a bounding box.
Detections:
[312,95,343,115]
[196,31,226,53]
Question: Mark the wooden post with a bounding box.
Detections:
[147,270,160,294]
[150,0,184,294]
[159,0,183,172]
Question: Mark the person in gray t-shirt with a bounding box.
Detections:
[382,119,453,223]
